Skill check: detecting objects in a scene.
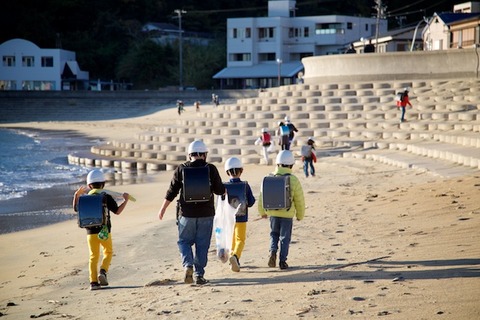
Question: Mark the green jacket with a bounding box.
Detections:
[258,167,305,220]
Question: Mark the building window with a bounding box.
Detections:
[347,22,353,30]
[232,28,238,38]
[365,24,369,31]
[22,56,34,67]
[22,80,55,91]
[0,80,16,90]
[304,27,309,37]
[41,56,54,67]
[245,28,251,38]
[2,56,15,67]
[315,23,344,35]
[258,52,276,62]
[229,53,251,62]
[259,27,275,39]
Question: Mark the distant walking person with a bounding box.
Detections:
[364,39,375,53]
[284,116,298,150]
[396,88,413,123]
[301,137,317,178]
[255,128,273,164]
[345,43,356,54]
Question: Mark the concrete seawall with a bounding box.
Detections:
[303,48,480,83]
[0,90,258,123]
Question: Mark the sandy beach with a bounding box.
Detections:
[0,104,479,319]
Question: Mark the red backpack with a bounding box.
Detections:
[262,132,271,143]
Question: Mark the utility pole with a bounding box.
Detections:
[374,0,386,52]
[174,9,186,90]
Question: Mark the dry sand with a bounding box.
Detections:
[0,104,479,319]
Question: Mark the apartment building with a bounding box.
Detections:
[213,0,387,89]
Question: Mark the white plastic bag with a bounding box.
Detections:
[214,195,236,263]
[254,137,262,145]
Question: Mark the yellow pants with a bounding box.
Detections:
[87,234,113,283]
[231,222,247,259]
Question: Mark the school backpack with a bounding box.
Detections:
[262,132,271,144]
[395,92,404,106]
[182,165,211,202]
[280,124,290,136]
[77,192,107,228]
[224,181,248,216]
[301,145,313,158]
[261,174,291,210]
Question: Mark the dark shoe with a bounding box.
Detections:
[279,261,289,270]
[268,252,277,268]
[90,282,101,290]
[184,266,194,284]
[229,255,240,272]
[98,269,108,286]
[195,276,209,285]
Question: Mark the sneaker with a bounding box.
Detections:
[268,252,277,268]
[90,282,101,290]
[184,266,194,284]
[98,269,108,286]
[195,276,209,285]
[279,261,289,270]
[229,255,240,272]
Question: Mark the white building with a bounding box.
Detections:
[213,0,387,89]
[422,2,480,51]
[0,38,89,91]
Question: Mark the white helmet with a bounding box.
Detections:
[276,150,295,165]
[261,128,268,133]
[225,157,243,172]
[284,116,289,121]
[188,140,208,154]
[87,169,105,184]
[308,136,315,142]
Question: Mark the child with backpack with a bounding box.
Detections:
[73,169,130,290]
[258,150,305,270]
[301,137,316,178]
[396,88,413,122]
[157,140,225,285]
[223,157,256,272]
[277,121,290,150]
[255,128,272,164]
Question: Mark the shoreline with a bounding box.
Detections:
[0,104,479,319]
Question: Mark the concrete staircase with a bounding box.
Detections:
[67,78,480,177]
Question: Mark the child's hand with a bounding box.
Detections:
[75,185,89,196]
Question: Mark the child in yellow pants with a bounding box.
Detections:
[224,157,256,272]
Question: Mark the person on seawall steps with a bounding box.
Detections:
[73,169,130,291]
[157,140,225,285]
[284,116,298,151]
[255,128,273,164]
[396,88,413,123]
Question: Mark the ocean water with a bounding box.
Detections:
[0,128,98,233]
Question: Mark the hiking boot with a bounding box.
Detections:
[184,266,194,284]
[279,261,289,270]
[268,252,277,268]
[229,255,240,272]
[195,276,209,285]
[98,269,108,286]
[90,282,101,290]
